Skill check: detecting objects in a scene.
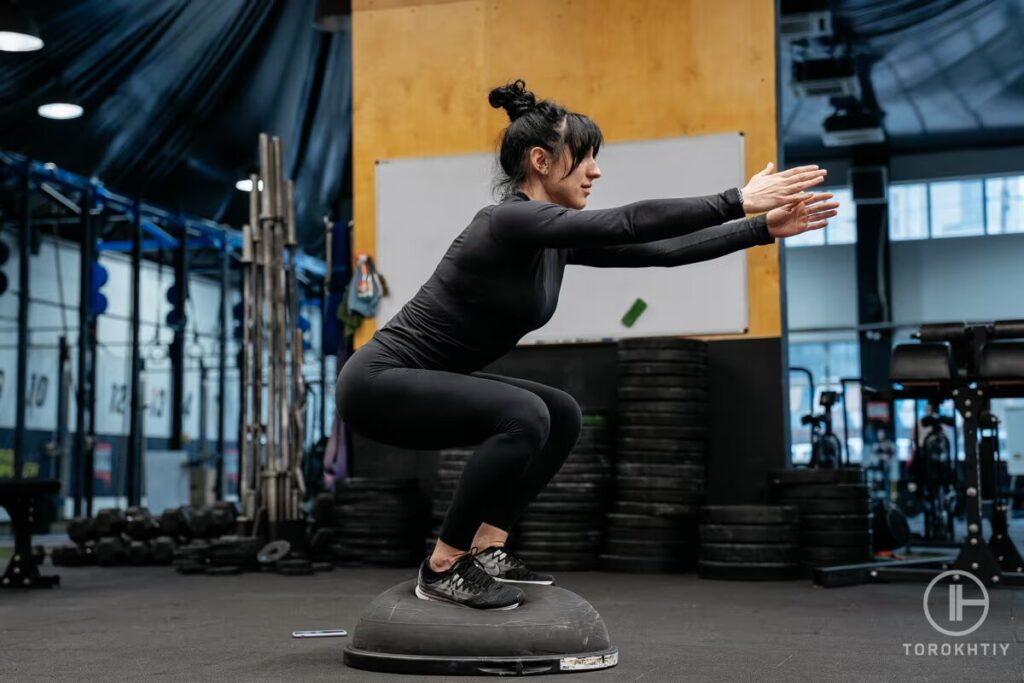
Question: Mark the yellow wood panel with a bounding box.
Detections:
[353,0,779,347]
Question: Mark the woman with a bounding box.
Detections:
[337,80,837,610]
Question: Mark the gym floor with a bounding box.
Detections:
[3,557,1023,682]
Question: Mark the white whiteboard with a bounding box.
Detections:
[375,132,749,343]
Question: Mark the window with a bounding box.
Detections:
[788,340,861,464]
[889,183,929,240]
[929,179,984,238]
[985,176,1024,234]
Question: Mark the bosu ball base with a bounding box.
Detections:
[344,580,618,676]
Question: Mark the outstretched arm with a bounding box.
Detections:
[565,191,840,268]
[489,189,746,248]
[565,216,772,268]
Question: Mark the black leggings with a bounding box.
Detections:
[336,340,582,550]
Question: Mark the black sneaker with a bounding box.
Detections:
[415,553,524,610]
[474,545,555,585]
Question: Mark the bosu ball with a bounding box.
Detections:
[344,581,619,676]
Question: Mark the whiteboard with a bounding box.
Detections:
[375,132,749,343]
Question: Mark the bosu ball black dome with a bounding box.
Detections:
[344,580,619,676]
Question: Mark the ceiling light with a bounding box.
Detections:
[38,102,83,120]
[236,179,265,192]
[0,0,43,52]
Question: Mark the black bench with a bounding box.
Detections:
[0,478,60,589]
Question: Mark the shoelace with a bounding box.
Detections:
[481,546,527,569]
[445,553,495,593]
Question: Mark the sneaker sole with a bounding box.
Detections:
[494,577,555,585]
[414,584,522,610]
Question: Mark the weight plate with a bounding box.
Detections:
[616,476,704,492]
[513,558,596,571]
[515,520,602,535]
[277,558,316,575]
[616,488,704,505]
[700,543,798,564]
[768,468,865,486]
[514,541,602,555]
[617,437,706,454]
[599,553,693,573]
[776,484,870,501]
[617,400,708,415]
[698,560,800,581]
[336,477,418,492]
[312,562,335,572]
[799,529,874,547]
[799,545,873,565]
[619,376,709,391]
[700,506,800,526]
[335,524,417,538]
[618,413,707,429]
[618,364,707,378]
[603,539,697,558]
[512,529,602,542]
[173,560,207,575]
[524,501,605,515]
[619,425,707,440]
[257,540,291,565]
[616,451,706,466]
[617,386,708,402]
[699,524,798,544]
[616,463,706,479]
[207,565,244,576]
[612,502,700,518]
[617,349,707,364]
[617,337,708,352]
[800,514,873,532]
[789,498,871,515]
[606,512,698,528]
[332,535,419,549]
[606,526,698,544]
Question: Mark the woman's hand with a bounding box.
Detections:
[766,192,839,239]
[742,163,828,214]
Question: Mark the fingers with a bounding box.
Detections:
[805,219,829,231]
[807,209,838,221]
[779,164,820,177]
[804,192,835,206]
[755,161,775,177]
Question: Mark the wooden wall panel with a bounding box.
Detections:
[352,0,779,346]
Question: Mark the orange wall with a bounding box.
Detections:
[352,0,779,346]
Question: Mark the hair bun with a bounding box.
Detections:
[488,79,537,121]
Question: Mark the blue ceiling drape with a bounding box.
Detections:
[0,0,351,251]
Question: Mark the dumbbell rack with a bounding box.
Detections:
[814,320,1024,589]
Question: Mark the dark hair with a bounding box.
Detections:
[488,79,603,200]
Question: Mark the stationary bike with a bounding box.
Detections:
[801,390,843,469]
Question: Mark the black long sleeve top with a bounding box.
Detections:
[371,188,774,373]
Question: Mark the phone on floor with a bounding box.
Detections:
[291,629,348,639]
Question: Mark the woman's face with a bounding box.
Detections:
[541,146,601,210]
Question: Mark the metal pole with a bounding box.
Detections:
[14,170,31,480]
[126,198,143,506]
[216,235,228,499]
[321,216,332,441]
[74,186,93,517]
[170,225,187,450]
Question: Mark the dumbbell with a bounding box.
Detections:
[158,507,189,539]
[95,537,127,566]
[150,536,178,565]
[210,501,238,536]
[67,517,96,544]
[189,506,216,539]
[127,540,151,565]
[94,508,127,537]
[126,507,159,541]
[312,493,335,527]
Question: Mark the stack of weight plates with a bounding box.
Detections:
[698,506,800,580]
[768,468,873,570]
[603,338,709,573]
[333,478,423,567]
[510,414,613,570]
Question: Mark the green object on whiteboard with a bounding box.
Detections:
[621,298,647,328]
